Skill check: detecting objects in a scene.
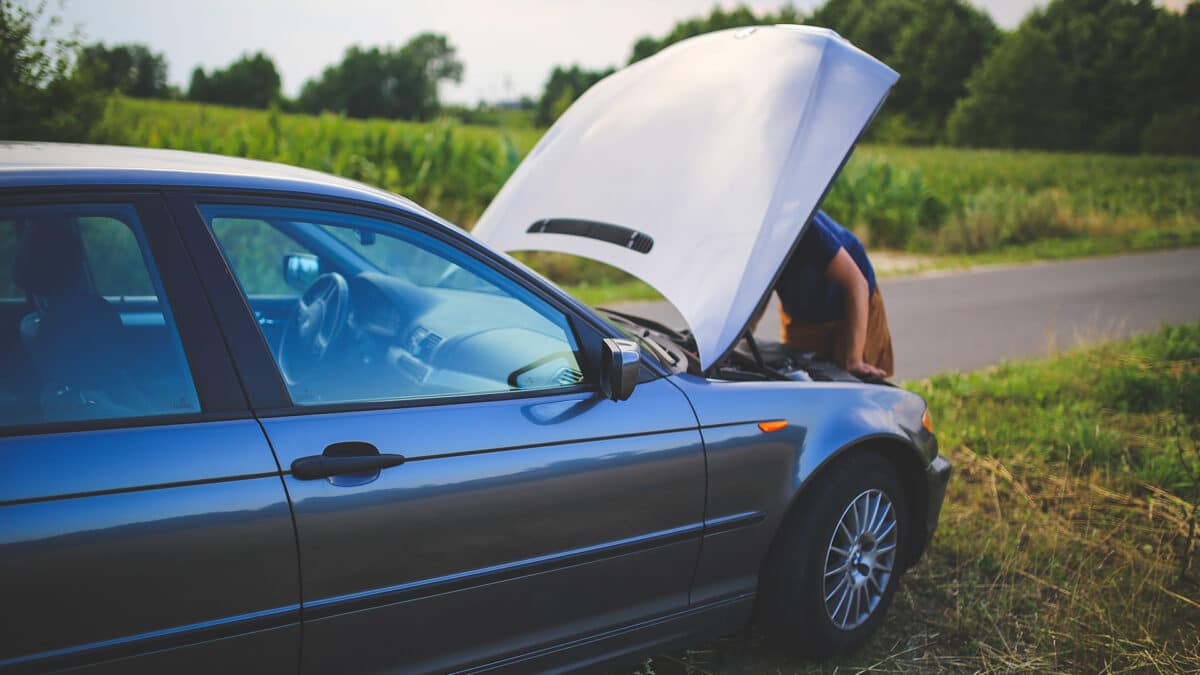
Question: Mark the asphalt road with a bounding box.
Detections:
[612,248,1200,381]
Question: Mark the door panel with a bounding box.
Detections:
[0,422,300,671]
[302,539,698,674]
[264,378,704,673]
[0,195,299,671]
[0,420,281,502]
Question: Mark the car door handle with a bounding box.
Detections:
[290,444,407,480]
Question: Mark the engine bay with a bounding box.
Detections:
[598,309,871,384]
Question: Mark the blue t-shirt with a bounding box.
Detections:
[775,210,876,322]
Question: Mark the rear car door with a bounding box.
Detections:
[0,194,300,673]
[174,195,706,673]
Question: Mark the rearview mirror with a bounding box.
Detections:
[283,253,320,291]
[601,338,640,401]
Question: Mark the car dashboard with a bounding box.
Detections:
[326,272,584,403]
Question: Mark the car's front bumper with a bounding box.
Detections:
[925,455,952,533]
[909,454,952,566]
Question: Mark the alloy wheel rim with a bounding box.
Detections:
[822,488,898,631]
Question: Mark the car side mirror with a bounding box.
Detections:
[601,338,640,401]
[283,253,320,291]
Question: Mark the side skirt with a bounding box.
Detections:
[461,592,755,674]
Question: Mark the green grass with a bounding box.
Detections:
[636,324,1200,673]
[824,146,1200,255]
[883,224,1200,275]
[91,97,1200,297]
[563,280,663,307]
[959,228,1200,266]
[921,324,1200,496]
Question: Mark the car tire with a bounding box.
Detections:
[757,451,909,658]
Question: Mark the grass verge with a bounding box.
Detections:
[635,324,1200,673]
[923,227,1200,273]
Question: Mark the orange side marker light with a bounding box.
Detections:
[758,420,788,433]
[922,409,935,433]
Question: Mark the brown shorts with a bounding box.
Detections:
[778,287,895,377]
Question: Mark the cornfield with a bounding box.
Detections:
[91,97,1200,284]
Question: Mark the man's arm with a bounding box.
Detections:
[826,248,886,379]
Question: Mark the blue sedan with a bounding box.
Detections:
[0,140,947,674]
[0,27,949,674]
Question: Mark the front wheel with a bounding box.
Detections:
[757,452,909,657]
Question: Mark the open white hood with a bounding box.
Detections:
[472,25,898,370]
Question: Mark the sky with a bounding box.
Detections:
[58,0,1043,104]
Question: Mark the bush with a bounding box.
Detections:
[1141,105,1200,157]
[935,187,1071,253]
[823,160,947,249]
[0,0,103,140]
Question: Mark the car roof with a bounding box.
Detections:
[0,141,450,226]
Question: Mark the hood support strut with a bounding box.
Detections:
[745,330,767,370]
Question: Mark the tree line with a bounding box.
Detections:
[0,0,464,138]
[3,0,1197,155]
[537,0,1200,155]
[104,35,463,121]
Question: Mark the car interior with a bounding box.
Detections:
[0,210,200,427]
[0,205,591,429]
[203,209,587,407]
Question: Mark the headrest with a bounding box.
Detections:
[12,218,89,297]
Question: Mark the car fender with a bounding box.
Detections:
[666,374,936,603]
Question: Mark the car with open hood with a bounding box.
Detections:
[0,25,949,674]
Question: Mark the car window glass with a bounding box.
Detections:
[201,204,587,406]
[211,218,311,296]
[0,203,201,428]
[78,217,156,296]
[323,227,501,293]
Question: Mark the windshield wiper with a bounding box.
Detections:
[599,311,680,368]
[634,329,678,367]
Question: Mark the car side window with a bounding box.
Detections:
[212,217,312,296]
[0,203,201,428]
[201,204,588,406]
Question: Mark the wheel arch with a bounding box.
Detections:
[780,434,931,570]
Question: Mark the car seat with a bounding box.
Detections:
[12,217,152,421]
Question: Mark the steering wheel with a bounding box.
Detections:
[279,272,350,384]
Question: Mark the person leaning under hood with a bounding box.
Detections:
[752,210,894,380]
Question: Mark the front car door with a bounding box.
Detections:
[0,194,300,673]
[173,196,707,673]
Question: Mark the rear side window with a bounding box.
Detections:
[0,203,200,429]
[78,217,156,297]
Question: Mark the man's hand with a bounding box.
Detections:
[845,359,887,381]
